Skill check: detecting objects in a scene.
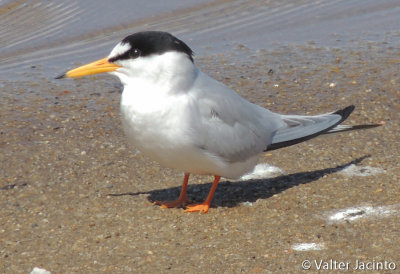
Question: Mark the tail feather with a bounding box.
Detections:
[323,123,383,134]
[266,105,382,151]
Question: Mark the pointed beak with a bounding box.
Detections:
[56,57,121,79]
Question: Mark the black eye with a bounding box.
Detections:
[130,48,141,58]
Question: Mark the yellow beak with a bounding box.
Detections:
[56,57,121,79]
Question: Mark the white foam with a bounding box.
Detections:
[292,243,325,251]
[30,268,51,274]
[240,163,284,180]
[327,204,399,223]
[241,201,254,207]
[339,164,385,177]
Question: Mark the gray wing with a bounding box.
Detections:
[190,72,285,163]
[188,71,376,160]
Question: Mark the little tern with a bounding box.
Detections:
[57,31,381,213]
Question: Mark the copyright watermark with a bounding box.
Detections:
[301,259,396,271]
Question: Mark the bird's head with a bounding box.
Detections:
[56,31,195,85]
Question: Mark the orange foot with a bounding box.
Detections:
[154,198,191,209]
[184,203,210,213]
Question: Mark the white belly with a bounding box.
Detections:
[120,89,259,179]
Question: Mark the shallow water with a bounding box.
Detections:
[1,0,399,81]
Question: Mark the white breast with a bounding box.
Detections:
[121,85,215,174]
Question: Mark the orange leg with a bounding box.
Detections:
[185,175,221,214]
[154,173,191,208]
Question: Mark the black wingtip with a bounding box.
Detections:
[333,105,355,122]
[55,73,66,79]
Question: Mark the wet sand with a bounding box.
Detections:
[1,0,400,273]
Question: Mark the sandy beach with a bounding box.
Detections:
[1,0,399,272]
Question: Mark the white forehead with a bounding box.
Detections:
[108,42,131,59]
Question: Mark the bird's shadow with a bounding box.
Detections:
[109,156,369,209]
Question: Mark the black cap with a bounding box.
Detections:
[108,31,194,63]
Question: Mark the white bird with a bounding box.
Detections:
[57,31,381,213]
